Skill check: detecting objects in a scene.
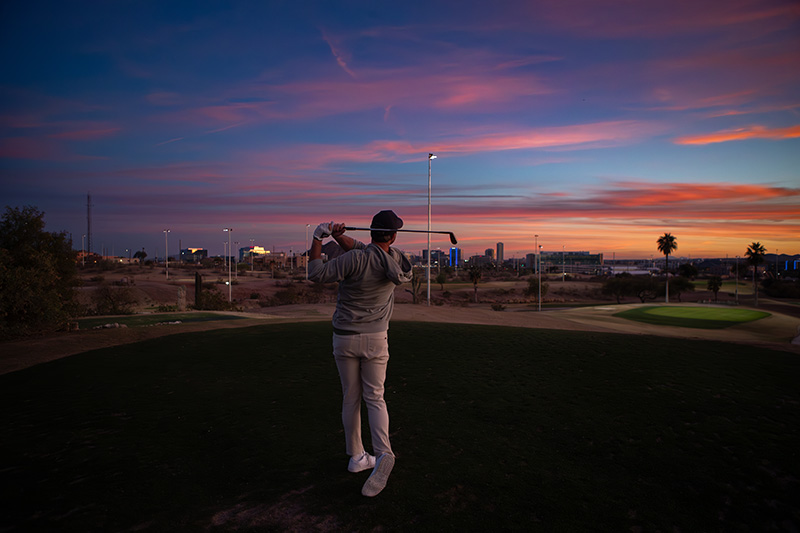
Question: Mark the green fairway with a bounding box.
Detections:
[615,306,770,329]
[77,312,245,329]
[1,322,798,531]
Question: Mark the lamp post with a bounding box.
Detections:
[735,255,739,304]
[234,241,239,279]
[81,234,85,267]
[305,224,310,280]
[535,235,540,312]
[223,228,233,301]
[250,238,255,272]
[562,244,565,282]
[427,153,436,306]
[163,229,170,279]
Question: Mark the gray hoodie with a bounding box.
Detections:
[308,240,413,333]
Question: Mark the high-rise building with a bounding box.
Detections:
[485,248,494,259]
[449,247,462,267]
[496,242,504,262]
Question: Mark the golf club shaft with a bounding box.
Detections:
[344,227,458,245]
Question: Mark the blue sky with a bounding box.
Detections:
[1,0,798,260]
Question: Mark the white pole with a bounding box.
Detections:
[426,153,438,305]
[224,228,232,301]
[305,224,310,280]
[163,229,170,280]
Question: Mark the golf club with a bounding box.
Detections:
[344,226,458,245]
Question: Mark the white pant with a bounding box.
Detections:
[332,331,393,457]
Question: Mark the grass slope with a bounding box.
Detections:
[615,306,771,329]
[1,322,798,531]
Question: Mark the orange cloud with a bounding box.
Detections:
[674,125,800,145]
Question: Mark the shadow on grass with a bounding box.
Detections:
[1,322,798,531]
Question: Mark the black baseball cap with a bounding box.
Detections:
[371,210,403,231]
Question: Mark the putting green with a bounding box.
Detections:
[614,306,770,329]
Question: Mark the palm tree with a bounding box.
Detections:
[745,242,766,306]
[468,265,482,303]
[656,233,677,303]
[707,276,722,302]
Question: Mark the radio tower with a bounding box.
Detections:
[87,193,93,254]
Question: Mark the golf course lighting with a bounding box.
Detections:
[535,234,540,312]
[223,228,232,301]
[427,153,436,306]
[163,229,170,280]
[305,224,310,280]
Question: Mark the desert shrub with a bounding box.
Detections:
[194,287,235,311]
[249,292,261,300]
[762,279,800,299]
[491,303,506,311]
[93,283,138,315]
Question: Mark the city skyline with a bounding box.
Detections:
[1,1,798,260]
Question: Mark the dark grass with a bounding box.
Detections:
[615,306,771,329]
[1,322,798,531]
[77,312,246,329]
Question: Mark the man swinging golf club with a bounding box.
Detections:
[308,210,412,497]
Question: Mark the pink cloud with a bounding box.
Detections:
[674,124,800,145]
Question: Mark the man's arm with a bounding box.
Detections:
[331,223,356,252]
[309,236,323,261]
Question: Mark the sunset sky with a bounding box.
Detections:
[1,1,798,260]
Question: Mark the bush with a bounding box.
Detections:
[194,287,235,311]
[762,279,800,299]
[491,303,506,311]
[93,284,138,315]
[0,206,80,339]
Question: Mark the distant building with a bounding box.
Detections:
[496,242,504,263]
[449,247,462,268]
[239,245,267,262]
[541,251,604,276]
[485,248,494,259]
[180,248,208,263]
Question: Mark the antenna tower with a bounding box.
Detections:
[87,193,93,254]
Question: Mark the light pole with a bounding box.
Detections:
[735,255,739,304]
[535,235,540,311]
[305,224,310,280]
[163,229,170,279]
[250,238,255,272]
[81,234,86,267]
[562,244,565,282]
[223,228,233,301]
[234,241,239,279]
[427,153,436,306]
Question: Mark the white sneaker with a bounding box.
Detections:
[361,452,395,497]
[348,451,376,473]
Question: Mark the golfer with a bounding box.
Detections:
[308,210,412,497]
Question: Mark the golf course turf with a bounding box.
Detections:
[1,321,798,531]
[615,306,771,329]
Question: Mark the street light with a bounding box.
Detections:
[305,224,310,280]
[427,153,436,306]
[735,255,739,304]
[223,228,233,301]
[539,243,543,312]
[250,238,255,272]
[234,241,239,279]
[81,234,86,267]
[535,235,540,311]
[163,229,170,280]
